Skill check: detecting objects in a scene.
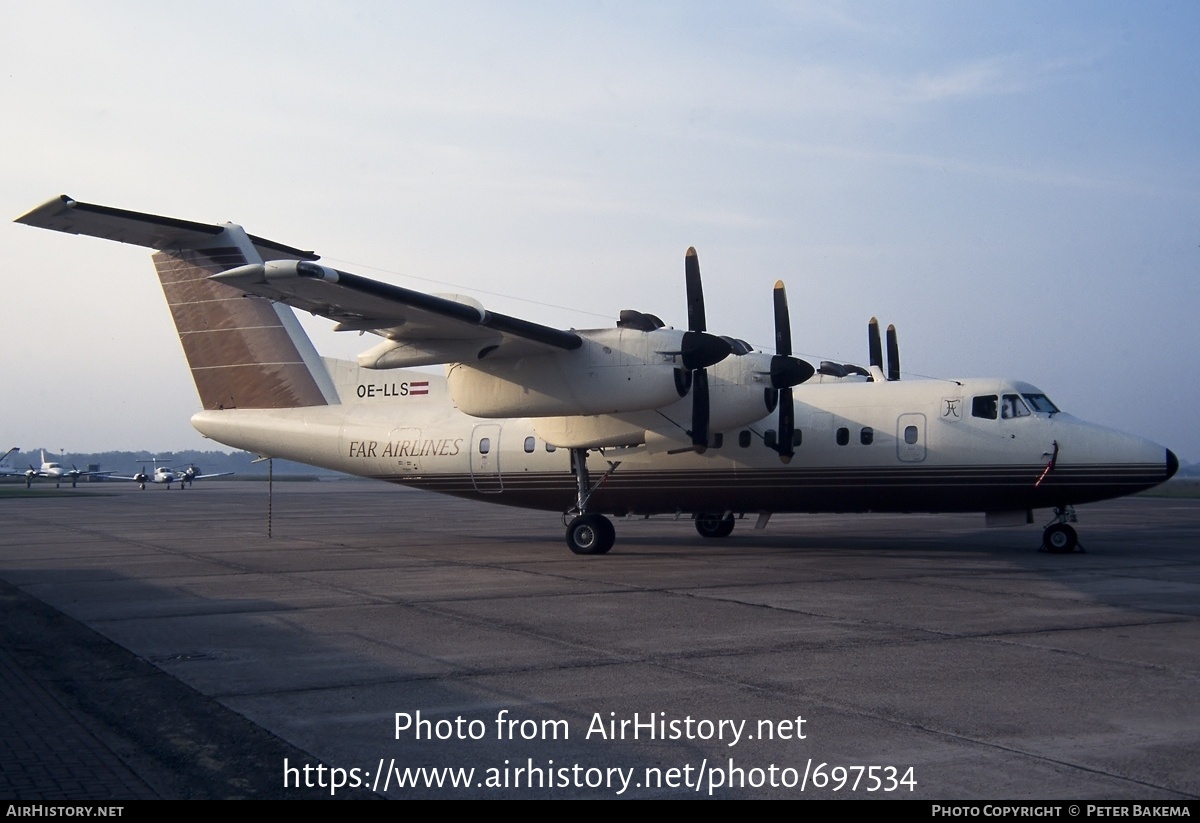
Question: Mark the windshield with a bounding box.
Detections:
[1022,393,1059,414]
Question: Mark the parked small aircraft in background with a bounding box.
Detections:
[113,458,233,490]
[23,450,110,488]
[16,196,1177,553]
[0,447,21,478]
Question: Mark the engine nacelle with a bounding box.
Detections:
[447,327,689,418]
[657,350,780,436]
[529,350,787,449]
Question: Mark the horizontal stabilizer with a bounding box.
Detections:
[15,195,317,262]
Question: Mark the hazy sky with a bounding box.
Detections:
[3,2,1198,461]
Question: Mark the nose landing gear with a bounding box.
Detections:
[1041,506,1083,554]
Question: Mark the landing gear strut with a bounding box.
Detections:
[564,448,616,555]
[1041,506,1083,554]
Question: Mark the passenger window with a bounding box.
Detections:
[904,426,918,445]
[836,427,849,446]
[479,437,491,455]
[972,395,998,420]
[739,430,751,448]
[792,430,802,447]
[764,430,777,448]
[523,436,535,453]
[1001,394,1031,419]
[712,433,723,449]
[860,427,873,445]
[545,442,557,453]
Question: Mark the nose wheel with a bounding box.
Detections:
[1041,507,1083,553]
[1042,523,1079,553]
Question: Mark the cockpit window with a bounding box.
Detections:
[972,395,998,420]
[1001,394,1031,419]
[1022,393,1059,414]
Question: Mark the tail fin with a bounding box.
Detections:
[16,196,336,410]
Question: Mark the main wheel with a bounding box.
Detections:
[695,513,735,539]
[1044,523,1078,554]
[566,514,615,555]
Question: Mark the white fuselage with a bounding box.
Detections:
[192,360,1174,518]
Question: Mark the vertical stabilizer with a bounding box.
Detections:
[151,227,336,409]
[15,196,337,410]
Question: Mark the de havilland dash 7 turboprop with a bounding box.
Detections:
[16,196,1177,554]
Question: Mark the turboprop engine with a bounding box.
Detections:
[445,324,730,418]
[449,249,814,451]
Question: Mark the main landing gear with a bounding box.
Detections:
[694,512,735,539]
[564,448,619,555]
[1041,506,1083,554]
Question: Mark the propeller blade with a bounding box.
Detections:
[886,324,900,381]
[691,369,710,451]
[773,281,792,357]
[772,280,800,463]
[683,247,722,451]
[684,247,706,332]
[778,387,795,463]
[868,317,883,371]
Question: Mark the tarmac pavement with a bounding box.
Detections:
[1,480,1197,799]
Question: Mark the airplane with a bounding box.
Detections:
[15,195,1178,554]
[0,447,21,478]
[112,459,233,490]
[22,449,110,488]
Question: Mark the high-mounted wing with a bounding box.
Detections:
[211,260,582,368]
[16,196,583,369]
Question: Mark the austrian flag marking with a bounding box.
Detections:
[409,381,429,396]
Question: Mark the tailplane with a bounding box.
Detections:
[16,196,337,410]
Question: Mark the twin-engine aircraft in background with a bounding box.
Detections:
[112,458,233,490]
[20,450,111,488]
[16,196,1177,554]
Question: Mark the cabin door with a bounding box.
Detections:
[897,413,927,463]
[470,424,504,493]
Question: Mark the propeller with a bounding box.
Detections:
[886,323,900,381]
[769,281,815,463]
[868,317,884,376]
[682,248,732,451]
[868,317,901,381]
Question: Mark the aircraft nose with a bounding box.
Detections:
[1167,448,1179,480]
